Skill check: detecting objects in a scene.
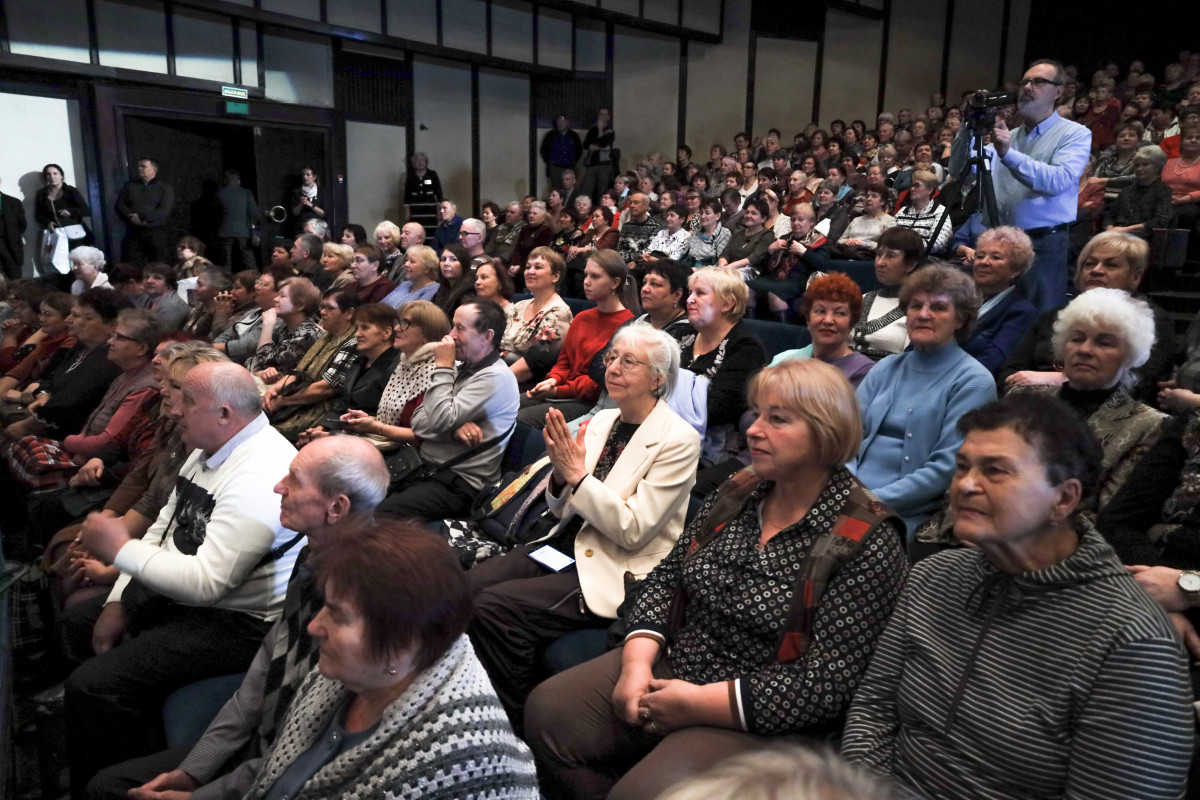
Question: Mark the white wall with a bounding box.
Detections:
[0,93,89,277]
[613,26,679,166]
[346,121,407,229]
[753,37,819,138]
[412,56,474,210]
[479,70,531,206]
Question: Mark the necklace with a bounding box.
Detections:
[1176,156,1200,174]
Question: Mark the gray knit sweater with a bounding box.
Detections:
[245,636,538,800]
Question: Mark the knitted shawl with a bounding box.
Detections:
[245,636,538,800]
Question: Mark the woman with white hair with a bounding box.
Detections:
[468,321,701,732]
[962,226,1039,373]
[69,247,111,295]
[1009,288,1164,508]
[373,220,404,276]
[1103,145,1173,237]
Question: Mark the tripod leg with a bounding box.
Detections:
[979,165,999,227]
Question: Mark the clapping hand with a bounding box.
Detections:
[542,407,587,486]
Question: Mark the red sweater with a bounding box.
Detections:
[548,307,634,401]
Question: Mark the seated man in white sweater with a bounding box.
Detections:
[66,361,301,799]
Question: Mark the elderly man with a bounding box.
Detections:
[0,177,26,279]
[65,362,300,799]
[616,193,662,269]
[490,201,525,261]
[458,217,490,269]
[383,221,427,283]
[951,58,1091,314]
[84,436,389,800]
[561,168,584,210]
[289,233,326,290]
[541,114,583,192]
[377,298,518,521]
[115,158,175,265]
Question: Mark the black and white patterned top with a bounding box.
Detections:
[851,286,908,361]
[626,468,909,736]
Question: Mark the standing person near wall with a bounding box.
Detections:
[541,115,584,195]
[0,178,27,280]
[115,158,175,266]
[215,169,261,271]
[580,108,617,203]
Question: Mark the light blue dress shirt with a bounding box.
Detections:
[950,113,1091,229]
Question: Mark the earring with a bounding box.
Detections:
[388,667,397,676]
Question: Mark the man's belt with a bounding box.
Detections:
[1024,222,1070,239]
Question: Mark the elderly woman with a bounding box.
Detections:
[209,269,258,339]
[264,286,360,438]
[851,227,925,360]
[644,203,692,262]
[0,291,76,401]
[834,186,896,259]
[1,289,131,444]
[999,232,1175,404]
[894,170,952,255]
[1104,145,1173,237]
[242,520,538,800]
[519,250,636,426]
[750,202,833,317]
[843,392,1193,800]
[180,267,231,339]
[1007,289,1164,508]
[141,263,189,330]
[3,309,161,495]
[297,303,402,445]
[526,358,909,800]
[469,323,702,728]
[769,272,875,387]
[320,242,355,288]
[348,243,396,305]
[853,264,997,537]
[333,300,449,448]
[502,247,573,386]
[1093,122,1144,201]
[680,268,768,466]
[432,242,475,315]
[403,151,443,206]
[69,247,112,295]
[510,201,556,277]
[373,220,403,277]
[961,226,1040,373]
[172,236,213,281]
[812,180,852,242]
[382,244,440,309]
[717,197,776,279]
[246,277,323,380]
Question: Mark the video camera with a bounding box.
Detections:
[967,90,1018,133]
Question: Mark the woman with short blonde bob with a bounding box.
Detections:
[962,225,1039,373]
[382,244,441,308]
[373,219,403,275]
[320,242,355,288]
[526,358,908,800]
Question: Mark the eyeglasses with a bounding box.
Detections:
[1020,77,1062,89]
[111,331,139,343]
[458,230,482,238]
[602,351,649,370]
[396,318,413,332]
[253,280,273,288]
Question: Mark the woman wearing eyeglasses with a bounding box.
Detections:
[467,321,700,732]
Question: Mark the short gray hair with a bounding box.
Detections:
[200,267,233,292]
[305,436,389,513]
[462,217,486,235]
[70,246,106,270]
[1134,144,1168,171]
[1051,287,1156,391]
[199,362,262,420]
[655,745,897,800]
[116,308,164,351]
[610,321,681,400]
[975,225,1035,278]
[304,218,330,238]
[899,263,982,342]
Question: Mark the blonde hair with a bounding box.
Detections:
[975,225,1035,278]
[1076,231,1149,284]
[689,267,749,322]
[656,745,895,800]
[747,359,862,468]
[374,220,401,242]
[322,242,353,268]
[397,299,451,343]
[405,245,440,282]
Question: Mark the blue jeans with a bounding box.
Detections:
[1020,229,1069,316]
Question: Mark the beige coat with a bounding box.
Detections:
[543,400,701,618]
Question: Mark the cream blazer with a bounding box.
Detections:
[543,399,701,618]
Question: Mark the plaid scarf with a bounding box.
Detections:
[259,547,322,752]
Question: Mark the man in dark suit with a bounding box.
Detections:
[0,178,27,279]
[115,158,175,265]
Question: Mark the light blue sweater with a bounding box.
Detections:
[850,343,996,539]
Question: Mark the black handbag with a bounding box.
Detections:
[385,423,516,493]
[266,371,316,424]
[469,455,555,549]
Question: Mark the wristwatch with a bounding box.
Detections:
[1177,570,1200,602]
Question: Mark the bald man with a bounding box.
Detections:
[387,222,428,283]
[66,362,300,799]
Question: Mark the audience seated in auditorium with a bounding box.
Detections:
[373,220,404,279]
[318,241,355,289]
[681,198,731,269]
[812,180,852,242]
[214,271,276,366]
[433,242,477,316]
[0,291,75,400]
[502,248,573,387]
[770,272,875,388]
[141,263,189,330]
[843,393,1193,800]
[246,277,322,382]
[526,359,908,800]
[852,264,996,537]
[382,243,440,309]
[209,269,258,339]
[180,267,230,339]
[470,322,701,731]
[510,201,556,278]
[962,226,1040,373]
[894,170,953,255]
[69,247,113,295]
[473,259,516,314]
[750,202,832,318]
[1104,145,1173,238]
[717,196,776,279]
[347,243,396,305]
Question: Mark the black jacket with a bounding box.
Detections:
[0,192,26,274]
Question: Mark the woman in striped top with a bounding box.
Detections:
[843,392,1194,800]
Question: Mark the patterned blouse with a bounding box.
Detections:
[851,287,908,361]
[500,296,573,358]
[375,344,440,427]
[626,468,909,735]
[247,318,323,374]
[682,226,732,268]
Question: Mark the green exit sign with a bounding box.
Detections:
[224,100,250,115]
